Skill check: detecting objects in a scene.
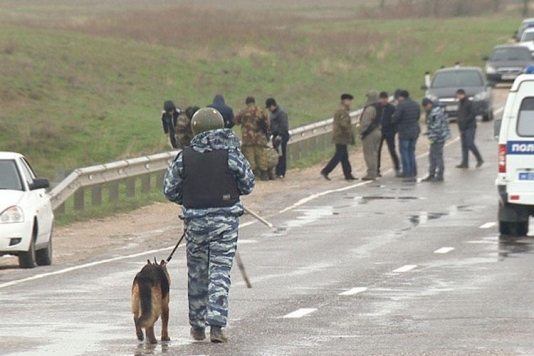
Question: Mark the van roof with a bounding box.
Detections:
[510,74,534,92]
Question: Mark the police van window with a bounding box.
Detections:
[517,97,534,137]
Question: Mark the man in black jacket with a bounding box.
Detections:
[376,91,400,177]
[392,90,420,181]
[208,95,235,129]
[456,89,483,168]
[161,100,179,149]
[266,98,290,179]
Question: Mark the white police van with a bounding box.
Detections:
[496,74,534,236]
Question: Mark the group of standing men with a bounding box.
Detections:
[161,95,290,181]
[321,88,483,182]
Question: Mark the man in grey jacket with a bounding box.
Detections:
[359,90,381,181]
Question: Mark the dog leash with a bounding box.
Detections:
[165,230,185,264]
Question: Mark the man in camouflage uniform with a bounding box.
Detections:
[234,96,270,181]
[163,108,255,343]
[175,106,200,148]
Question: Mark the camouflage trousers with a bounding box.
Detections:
[185,214,238,328]
[242,145,268,171]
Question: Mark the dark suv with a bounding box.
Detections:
[422,66,494,121]
[484,45,533,84]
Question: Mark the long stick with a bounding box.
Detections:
[244,206,274,228]
[235,252,252,288]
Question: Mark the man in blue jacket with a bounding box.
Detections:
[208,94,235,129]
[163,108,255,343]
[392,90,421,181]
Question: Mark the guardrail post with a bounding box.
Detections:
[126,177,136,197]
[156,171,165,189]
[109,181,119,203]
[92,185,102,206]
[56,203,65,215]
[74,188,85,211]
[141,175,150,193]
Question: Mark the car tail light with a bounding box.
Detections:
[499,144,506,173]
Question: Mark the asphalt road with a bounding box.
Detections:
[1,89,533,356]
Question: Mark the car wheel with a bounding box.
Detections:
[513,221,529,237]
[19,229,37,269]
[36,229,52,266]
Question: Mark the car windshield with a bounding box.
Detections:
[0,160,23,191]
[517,97,534,136]
[522,31,534,42]
[431,70,483,88]
[490,48,531,61]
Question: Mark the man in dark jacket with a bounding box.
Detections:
[320,93,357,181]
[208,95,235,129]
[266,98,290,179]
[455,89,484,168]
[376,91,400,177]
[392,90,421,181]
[161,100,180,149]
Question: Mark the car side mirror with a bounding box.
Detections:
[494,119,502,141]
[482,56,489,61]
[420,85,428,90]
[29,178,50,190]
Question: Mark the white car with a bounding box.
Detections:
[518,28,534,56]
[0,152,54,268]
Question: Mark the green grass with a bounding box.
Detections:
[0,5,520,184]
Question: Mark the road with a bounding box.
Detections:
[1,88,533,356]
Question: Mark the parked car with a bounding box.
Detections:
[515,18,534,42]
[422,66,494,121]
[495,74,534,236]
[518,27,534,55]
[0,152,54,268]
[484,45,533,83]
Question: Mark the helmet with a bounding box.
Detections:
[191,108,224,136]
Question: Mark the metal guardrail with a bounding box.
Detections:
[49,107,365,214]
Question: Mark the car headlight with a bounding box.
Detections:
[486,66,496,74]
[473,91,488,101]
[0,206,24,224]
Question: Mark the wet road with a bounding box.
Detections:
[2,89,534,356]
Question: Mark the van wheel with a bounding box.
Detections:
[499,220,511,236]
[513,221,529,236]
[19,230,37,269]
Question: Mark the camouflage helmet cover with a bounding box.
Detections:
[190,107,224,135]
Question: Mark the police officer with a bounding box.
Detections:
[163,108,255,343]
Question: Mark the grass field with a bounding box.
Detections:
[0,1,521,180]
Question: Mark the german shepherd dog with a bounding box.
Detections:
[131,259,171,344]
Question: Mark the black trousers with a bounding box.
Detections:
[322,144,352,178]
[274,132,290,177]
[377,134,400,173]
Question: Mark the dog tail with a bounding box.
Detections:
[135,283,161,328]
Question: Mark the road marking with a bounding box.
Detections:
[434,247,454,254]
[283,308,318,318]
[237,239,257,244]
[480,222,496,229]
[393,265,417,273]
[339,287,368,296]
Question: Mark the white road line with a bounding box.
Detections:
[339,287,368,296]
[434,247,455,254]
[0,246,175,290]
[480,222,496,229]
[282,308,318,318]
[393,265,417,273]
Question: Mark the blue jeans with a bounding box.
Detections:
[399,138,417,177]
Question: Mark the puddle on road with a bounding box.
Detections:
[351,196,422,204]
[409,212,448,226]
